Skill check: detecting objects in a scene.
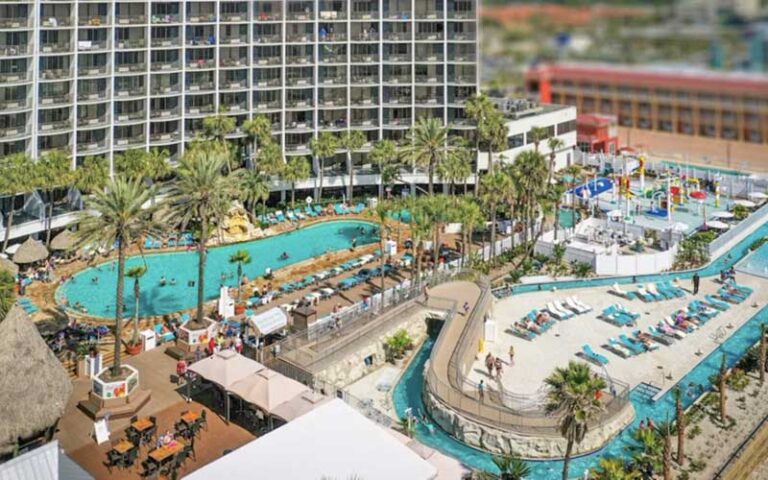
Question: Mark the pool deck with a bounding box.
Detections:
[471,273,768,400]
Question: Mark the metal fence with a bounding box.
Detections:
[709,200,768,257]
[313,378,393,428]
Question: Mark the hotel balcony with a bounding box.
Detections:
[41,17,73,28]
[117,15,147,26]
[78,16,110,27]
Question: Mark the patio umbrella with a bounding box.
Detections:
[0,257,18,276]
[270,390,330,422]
[188,349,265,390]
[689,191,707,201]
[710,211,734,219]
[735,199,756,208]
[706,220,730,230]
[229,369,309,415]
[12,238,49,264]
[748,192,768,200]
[50,230,77,252]
[669,222,689,232]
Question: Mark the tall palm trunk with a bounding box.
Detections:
[197,210,208,324]
[291,183,296,209]
[379,235,386,313]
[318,158,325,200]
[676,388,685,465]
[45,190,55,246]
[346,151,354,200]
[2,204,15,253]
[562,439,573,480]
[760,324,766,384]
[131,278,140,345]
[554,199,561,241]
[236,263,243,302]
[663,426,672,480]
[428,161,434,195]
[377,162,384,200]
[489,203,497,260]
[112,242,126,376]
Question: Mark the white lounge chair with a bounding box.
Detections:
[569,296,592,313]
[548,302,573,319]
[565,297,588,314]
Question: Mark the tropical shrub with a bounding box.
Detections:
[733,204,749,221]
[386,329,412,360]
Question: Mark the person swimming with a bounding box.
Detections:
[170,278,177,286]
[159,276,167,287]
[279,252,289,260]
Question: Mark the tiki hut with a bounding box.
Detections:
[12,238,49,265]
[0,306,73,458]
[50,230,76,252]
[0,257,18,277]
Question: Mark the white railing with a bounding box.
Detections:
[709,201,768,258]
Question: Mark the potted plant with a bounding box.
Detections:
[125,265,147,355]
[75,341,93,377]
[385,329,412,363]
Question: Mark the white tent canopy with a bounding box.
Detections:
[748,192,767,200]
[710,211,734,219]
[247,307,288,336]
[735,199,756,208]
[187,350,265,390]
[228,369,309,414]
[706,220,730,230]
[185,399,437,480]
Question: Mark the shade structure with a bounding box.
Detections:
[748,192,768,200]
[50,230,76,251]
[3,244,20,255]
[710,211,734,219]
[735,199,756,208]
[668,222,689,232]
[247,307,288,336]
[0,307,73,457]
[0,257,19,276]
[188,350,265,390]
[270,390,330,422]
[184,399,437,480]
[12,238,49,264]
[706,220,730,230]
[229,369,309,414]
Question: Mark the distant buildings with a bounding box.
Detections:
[576,114,619,155]
[526,63,768,170]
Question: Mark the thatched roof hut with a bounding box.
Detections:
[0,257,18,276]
[12,238,49,265]
[50,230,76,252]
[0,306,73,456]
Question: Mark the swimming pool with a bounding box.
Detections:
[737,242,768,279]
[57,220,378,318]
[393,220,768,477]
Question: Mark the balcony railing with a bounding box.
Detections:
[78,91,108,102]
[151,14,181,24]
[385,11,410,20]
[415,12,443,19]
[186,105,215,115]
[351,76,377,84]
[351,12,379,20]
[350,119,378,127]
[320,76,346,85]
[116,111,146,122]
[0,126,30,138]
[351,33,378,42]
[0,45,32,56]
[384,97,410,104]
[39,95,71,106]
[114,135,146,147]
[383,118,412,127]
[286,12,314,21]
[319,11,347,20]
[351,54,377,63]
[0,18,32,29]
[421,54,444,62]
[41,42,73,54]
[187,59,216,69]
[449,75,475,84]
[416,97,443,105]
[286,77,312,86]
[220,36,248,45]
[255,57,281,65]
[415,75,441,83]
[255,12,282,21]
[78,115,108,127]
[117,39,147,49]
[219,58,247,67]
[351,97,377,106]
[151,108,181,119]
[152,62,181,71]
[39,69,70,81]
[319,98,346,107]
[286,99,312,108]
[254,100,280,109]
[224,102,247,112]
[186,82,214,91]
[39,120,72,132]
[386,54,410,62]
[221,80,248,90]
[285,143,310,152]
[1,98,31,109]
[384,76,410,84]
[254,34,281,43]
[255,78,281,87]
[78,41,109,51]
[41,17,73,28]
[416,32,443,41]
[152,38,181,47]
[448,11,475,19]
[450,32,476,41]
[150,131,181,143]
[322,55,348,63]
[116,63,147,73]
[286,56,311,65]
[318,33,347,42]
[221,13,247,22]
[115,87,145,98]
[151,84,181,95]
[78,16,109,27]
[76,140,108,151]
[78,65,110,76]
[187,14,216,23]
[286,34,314,42]
[117,15,147,25]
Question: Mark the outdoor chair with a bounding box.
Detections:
[174,448,190,469]
[185,436,197,460]
[130,415,139,424]
[126,427,141,447]
[140,460,159,479]
[143,425,158,445]
[200,409,208,431]
[104,450,123,473]
[123,447,139,469]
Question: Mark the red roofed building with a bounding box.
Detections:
[526,63,768,171]
[577,114,619,154]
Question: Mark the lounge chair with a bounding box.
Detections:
[334,204,349,215]
[635,285,656,302]
[614,303,640,320]
[582,345,610,365]
[726,280,753,296]
[600,305,634,326]
[319,287,336,298]
[704,295,730,311]
[664,315,695,333]
[656,322,685,340]
[315,270,331,280]
[619,334,646,354]
[546,302,573,320]
[571,296,592,313]
[718,287,744,304]
[658,282,684,298]
[353,203,365,214]
[286,210,297,222]
[313,205,324,215]
[632,330,664,349]
[691,300,719,318]
[508,326,536,341]
[648,325,677,344]
[610,283,637,300]
[276,211,287,222]
[294,208,306,220]
[561,299,582,315]
[280,282,296,293]
[305,205,317,217]
[646,283,670,300]
[359,254,375,264]
[605,338,633,358]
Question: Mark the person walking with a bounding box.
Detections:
[508,345,515,365]
[494,357,503,379]
[692,272,700,295]
[478,380,484,402]
[485,353,494,377]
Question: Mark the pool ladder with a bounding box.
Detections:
[636,382,662,402]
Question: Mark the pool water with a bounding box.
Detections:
[737,242,768,279]
[58,220,377,318]
[393,221,768,477]
[558,208,580,229]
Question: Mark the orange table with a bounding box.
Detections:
[180,411,200,425]
[132,418,154,432]
[149,440,186,464]
[112,439,134,455]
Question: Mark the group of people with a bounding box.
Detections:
[484,352,504,380]
[719,266,737,284]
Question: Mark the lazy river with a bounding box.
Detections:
[57,220,377,318]
[394,220,768,478]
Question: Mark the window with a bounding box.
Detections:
[507,133,524,149]
[557,120,576,135]
[526,125,554,144]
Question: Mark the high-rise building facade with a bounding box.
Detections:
[0,0,478,175]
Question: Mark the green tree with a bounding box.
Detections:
[0,153,35,253]
[481,171,513,260]
[761,323,767,385]
[368,201,392,311]
[114,149,149,181]
[229,250,252,303]
[437,148,472,196]
[544,361,607,480]
[239,169,271,220]
[0,270,15,319]
[528,126,550,152]
[310,132,339,201]
[282,156,312,208]
[628,425,663,475]
[655,419,674,480]
[403,117,463,195]
[456,197,484,268]
[714,353,730,424]
[125,265,147,347]
[511,150,548,244]
[369,139,398,199]
[35,150,75,246]
[340,130,366,200]
[491,452,531,480]
[592,457,641,480]
[546,136,565,184]
[203,111,236,144]
[243,115,273,163]
[167,144,238,325]
[74,156,108,194]
[408,199,433,286]
[76,178,159,377]
[674,386,685,466]
[465,94,507,176]
[255,139,285,177]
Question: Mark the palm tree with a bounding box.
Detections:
[243,115,273,164]
[239,169,271,221]
[760,323,766,384]
[409,202,433,286]
[340,130,366,200]
[528,126,550,152]
[0,270,14,319]
[550,183,567,242]
[0,153,35,253]
[203,111,236,144]
[282,156,312,208]
[35,150,74,246]
[629,425,663,476]
[674,386,685,465]
[403,117,462,195]
[491,452,531,480]
[369,202,391,311]
[144,148,172,201]
[166,145,238,325]
[74,156,108,194]
[422,195,452,269]
[310,132,339,201]
[512,150,548,244]
[369,140,398,199]
[465,94,506,176]
[655,419,674,480]
[76,178,158,377]
[544,361,607,480]
[715,353,729,424]
[437,149,472,196]
[229,250,252,303]
[481,171,513,261]
[125,265,147,347]
[114,149,149,180]
[546,137,565,184]
[256,139,285,177]
[592,457,641,480]
[456,197,483,267]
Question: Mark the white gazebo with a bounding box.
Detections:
[184,399,438,480]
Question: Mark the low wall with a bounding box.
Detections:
[594,244,678,276]
[709,201,768,258]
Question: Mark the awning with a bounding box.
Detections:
[270,390,330,422]
[188,350,265,390]
[748,192,767,200]
[735,199,756,208]
[248,307,288,336]
[228,369,309,414]
[50,230,76,251]
[0,256,19,276]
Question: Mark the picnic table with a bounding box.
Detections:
[132,418,154,432]
[180,411,200,425]
[149,439,186,464]
[112,439,134,455]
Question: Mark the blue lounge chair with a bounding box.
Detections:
[353,203,365,214]
[314,204,324,215]
[658,282,684,298]
[275,211,287,222]
[619,334,646,354]
[144,237,155,249]
[582,345,609,365]
[615,304,640,320]
[600,305,634,326]
[727,281,753,296]
[705,295,730,311]
[338,277,360,290]
[718,287,744,304]
[509,327,536,341]
[305,205,317,217]
[280,283,295,293]
[634,286,654,302]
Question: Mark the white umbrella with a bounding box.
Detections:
[710,211,734,219]
[669,222,689,232]
[735,199,756,208]
[706,220,730,230]
[606,210,622,219]
[748,192,767,200]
